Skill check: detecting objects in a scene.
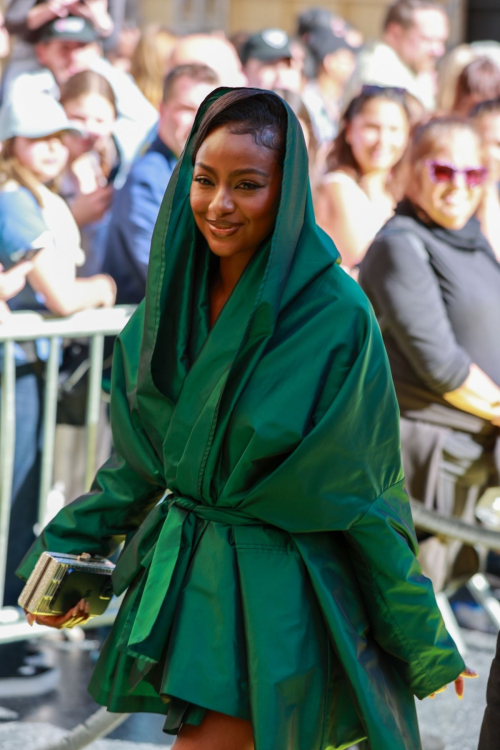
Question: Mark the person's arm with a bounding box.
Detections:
[16,302,165,584]
[443,363,500,423]
[345,481,470,698]
[314,179,382,268]
[71,0,113,36]
[0,260,33,299]
[4,0,39,35]
[27,245,116,315]
[0,186,115,314]
[25,0,78,30]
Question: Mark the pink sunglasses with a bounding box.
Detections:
[425,160,488,188]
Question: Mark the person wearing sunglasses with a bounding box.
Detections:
[360,116,500,599]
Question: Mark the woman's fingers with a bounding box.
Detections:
[462,667,479,678]
[429,685,447,699]
[25,599,90,629]
[455,667,479,699]
[429,668,478,701]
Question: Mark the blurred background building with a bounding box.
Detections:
[138,0,499,48]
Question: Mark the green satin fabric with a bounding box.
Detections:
[17,88,465,750]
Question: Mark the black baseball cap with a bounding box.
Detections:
[34,16,99,44]
[297,8,337,36]
[305,26,354,65]
[240,29,292,66]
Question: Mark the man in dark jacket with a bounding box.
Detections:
[103,64,218,304]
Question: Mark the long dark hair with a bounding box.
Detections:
[192,89,288,168]
[326,88,410,198]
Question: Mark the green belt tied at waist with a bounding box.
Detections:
[112,493,262,688]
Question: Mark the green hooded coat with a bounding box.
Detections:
[17,89,465,750]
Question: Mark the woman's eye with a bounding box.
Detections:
[194,176,213,186]
[238,181,260,190]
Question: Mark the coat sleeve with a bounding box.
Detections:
[344,480,466,699]
[16,303,166,582]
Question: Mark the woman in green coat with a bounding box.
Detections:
[18,89,472,750]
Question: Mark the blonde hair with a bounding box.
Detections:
[436,45,477,113]
[130,26,177,109]
[0,138,45,206]
[410,116,481,166]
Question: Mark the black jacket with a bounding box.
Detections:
[360,199,500,433]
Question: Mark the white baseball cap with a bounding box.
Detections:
[0,92,84,141]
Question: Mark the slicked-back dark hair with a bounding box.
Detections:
[162,64,219,104]
[383,0,446,30]
[192,89,288,168]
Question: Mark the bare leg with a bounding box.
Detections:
[172,709,254,750]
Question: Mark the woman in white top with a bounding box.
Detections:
[314,87,410,270]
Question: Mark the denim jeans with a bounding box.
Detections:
[0,364,43,677]
[3,364,43,606]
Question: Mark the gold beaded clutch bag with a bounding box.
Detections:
[18,552,115,618]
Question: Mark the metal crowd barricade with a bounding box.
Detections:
[0,305,135,643]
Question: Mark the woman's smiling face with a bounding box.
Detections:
[411,128,485,230]
[190,125,283,261]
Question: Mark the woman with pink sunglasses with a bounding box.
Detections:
[360,117,500,598]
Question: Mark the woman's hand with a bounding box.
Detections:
[24,598,90,629]
[94,274,117,307]
[70,186,114,228]
[27,0,79,30]
[72,0,114,36]
[429,667,478,700]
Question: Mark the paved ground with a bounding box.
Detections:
[0,626,496,748]
[416,629,495,750]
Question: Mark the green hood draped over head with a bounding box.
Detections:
[18,88,464,750]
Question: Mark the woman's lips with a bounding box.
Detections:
[206,220,242,237]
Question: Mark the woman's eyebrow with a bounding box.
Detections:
[230,168,269,178]
[194,162,269,179]
[195,161,216,173]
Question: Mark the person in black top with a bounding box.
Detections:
[360,116,500,749]
[360,116,500,590]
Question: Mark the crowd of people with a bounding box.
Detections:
[0,0,500,746]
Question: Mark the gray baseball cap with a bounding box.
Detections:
[0,93,84,141]
[33,16,99,45]
[240,29,292,66]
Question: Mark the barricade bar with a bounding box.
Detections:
[0,306,136,342]
[410,500,500,550]
[0,340,16,608]
[0,306,135,613]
